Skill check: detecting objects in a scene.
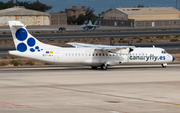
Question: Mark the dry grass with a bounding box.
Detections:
[171,54,180,62]
[0,35,180,47]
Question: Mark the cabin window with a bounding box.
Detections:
[96,53,98,56]
[89,54,91,56]
[72,53,74,56]
[85,53,87,56]
[93,54,94,56]
[109,54,111,56]
[79,53,80,56]
[106,54,108,56]
[69,53,71,56]
[82,53,84,56]
[161,51,167,54]
[75,53,77,56]
[99,53,101,56]
[65,53,67,56]
[102,54,104,56]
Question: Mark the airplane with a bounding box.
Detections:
[81,20,101,30]
[8,21,175,70]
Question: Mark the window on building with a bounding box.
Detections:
[138,22,142,26]
[147,22,150,25]
[176,21,180,24]
[167,21,170,25]
[156,22,160,25]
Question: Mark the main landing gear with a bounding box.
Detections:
[101,64,107,70]
[161,63,167,68]
[91,64,108,70]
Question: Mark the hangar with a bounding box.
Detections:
[0,6,50,26]
[0,6,67,26]
[98,7,180,27]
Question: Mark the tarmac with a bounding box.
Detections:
[0,64,180,113]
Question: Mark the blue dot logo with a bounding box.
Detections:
[35,46,39,50]
[15,28,28,41]
[30,48,35,52]
[27,38,36,47]
[17,43,27,52]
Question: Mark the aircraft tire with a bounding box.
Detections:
[161,63,167,68]
[91,66,98,69]
[101,64,107,70]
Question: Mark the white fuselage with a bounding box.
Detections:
[9,47,173,67]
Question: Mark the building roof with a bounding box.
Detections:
[116,7,180,15]
[0,6,49,16]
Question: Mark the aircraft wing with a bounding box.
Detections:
[67,42,135,54]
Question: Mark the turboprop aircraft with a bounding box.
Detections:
[8,21,175,70]
[81,20,101,30]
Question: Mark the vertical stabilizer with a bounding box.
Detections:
[88,20,92,25]
[8,21,60,53]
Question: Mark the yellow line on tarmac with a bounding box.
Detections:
[40,85,180,106]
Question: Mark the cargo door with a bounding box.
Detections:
[54,54,59,62]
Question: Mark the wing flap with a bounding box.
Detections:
[68,42,135,54]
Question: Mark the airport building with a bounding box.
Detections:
[98,7,180,27]
[0,6,67,26]
[65,6,86,18]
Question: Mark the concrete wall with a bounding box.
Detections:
[97,18,134,27]
[0,16,50,26]
[129,14,180,20]
[50,13,67,25]
[135,20,180,27]
[103,9,128,20]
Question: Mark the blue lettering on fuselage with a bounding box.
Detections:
[129,54,166,61]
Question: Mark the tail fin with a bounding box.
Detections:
[88,20,92,25]
[8,21,59,53]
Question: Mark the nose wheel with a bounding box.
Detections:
[161,63,167,68]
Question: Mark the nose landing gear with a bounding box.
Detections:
[161,63,167,68]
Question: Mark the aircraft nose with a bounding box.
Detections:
[172,56,175,62]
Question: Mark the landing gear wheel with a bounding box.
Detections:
[101,64,107,70]
[91,66,98,69]
[161,63,167,68]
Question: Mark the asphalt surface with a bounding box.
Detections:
[1,30,180,40]
[1,25,180,32]
[0,64,180,113]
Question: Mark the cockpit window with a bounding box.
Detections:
[161,50,167,54]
